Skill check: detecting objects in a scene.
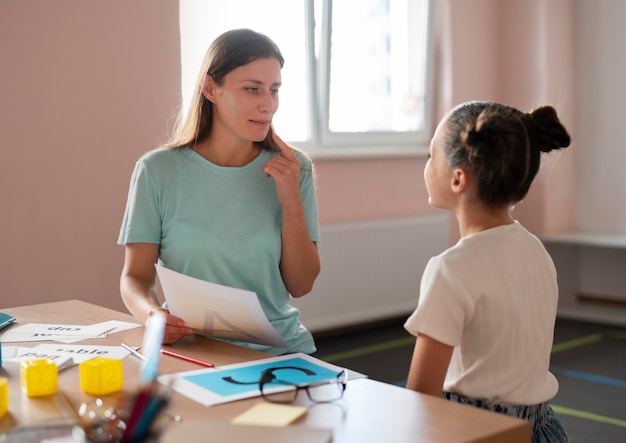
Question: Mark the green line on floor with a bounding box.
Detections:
[607,330,626,340]
[552,405,626,428]
[319,336,416,363]
[551,333,603,353]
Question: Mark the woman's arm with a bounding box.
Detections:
[120,242,193,343]
[263,133,321,297]
[406,333,454,397]
[279,204,320,297]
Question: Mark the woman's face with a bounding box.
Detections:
[208,57,282,143]
[423,118,455,209]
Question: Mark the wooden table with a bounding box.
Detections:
[0,300,530,442]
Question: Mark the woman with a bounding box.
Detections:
[405,101,570,442]
[118,29,320,356]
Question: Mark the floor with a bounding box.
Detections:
[314,316,626,443]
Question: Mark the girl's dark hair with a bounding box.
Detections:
[443,101,571,207]
[165,28,284,151]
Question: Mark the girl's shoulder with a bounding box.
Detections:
[442,222,541,261]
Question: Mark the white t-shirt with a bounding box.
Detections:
[404,222,559,405]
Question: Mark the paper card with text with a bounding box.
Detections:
[2,344,132,365]
[0,322,117,343]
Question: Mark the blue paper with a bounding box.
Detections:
[183,357,339,397]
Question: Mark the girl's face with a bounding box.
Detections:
[424,118,455,209]
[207,57,282,143]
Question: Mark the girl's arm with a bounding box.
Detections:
[406,333,454,397]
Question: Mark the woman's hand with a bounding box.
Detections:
[149,308,194,344]
[262,132,320,297]
[121,243,194,344]
[262,132,302,209]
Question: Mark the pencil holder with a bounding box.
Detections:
[0,377,8,418]
[20,358,58,397]
[80,357,124,396]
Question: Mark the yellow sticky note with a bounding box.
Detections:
[231,402,308,427]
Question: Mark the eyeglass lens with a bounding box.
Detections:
[261,371,346,403]
[306,380,345,402]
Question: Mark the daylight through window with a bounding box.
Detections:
[179,0,434,154]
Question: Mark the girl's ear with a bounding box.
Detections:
[202,75,216,102]
[451,168,469,194]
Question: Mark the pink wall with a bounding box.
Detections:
[0,1,181,311]
[496,0,576,234]
[0,0,575,311]
[315,157,436,223]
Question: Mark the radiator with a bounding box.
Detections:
[291,214,451,333]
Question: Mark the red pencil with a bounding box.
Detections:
[160,348,215,368]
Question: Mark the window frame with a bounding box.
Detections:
[178,0,435,158]
[301,0,436,158]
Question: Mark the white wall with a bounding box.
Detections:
[575,0,626,233]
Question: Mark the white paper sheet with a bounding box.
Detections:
[2,344,132,364]
[156,265,288,349]
[1,322,117,343]
[0,320,141,344]
[90,320,142,335]
[1,345,17,358]
[53,320,143,343]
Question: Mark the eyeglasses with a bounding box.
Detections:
[259,366,348,404]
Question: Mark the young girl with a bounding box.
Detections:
[118,29,321,355]
[404,101,570,442]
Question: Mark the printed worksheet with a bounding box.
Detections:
[156,265,288,348]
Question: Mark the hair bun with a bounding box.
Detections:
[528,106,571,153]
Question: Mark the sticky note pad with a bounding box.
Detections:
[231,402,308,427]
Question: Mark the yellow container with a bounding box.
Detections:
[0,377,8,418]
[20,359,58,397]
[79,357,123,395]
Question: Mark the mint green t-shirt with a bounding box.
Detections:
[118,147,320,355]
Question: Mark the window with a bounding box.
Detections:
[179,0,434,156]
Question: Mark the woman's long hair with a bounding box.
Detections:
[164,28,284,152]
